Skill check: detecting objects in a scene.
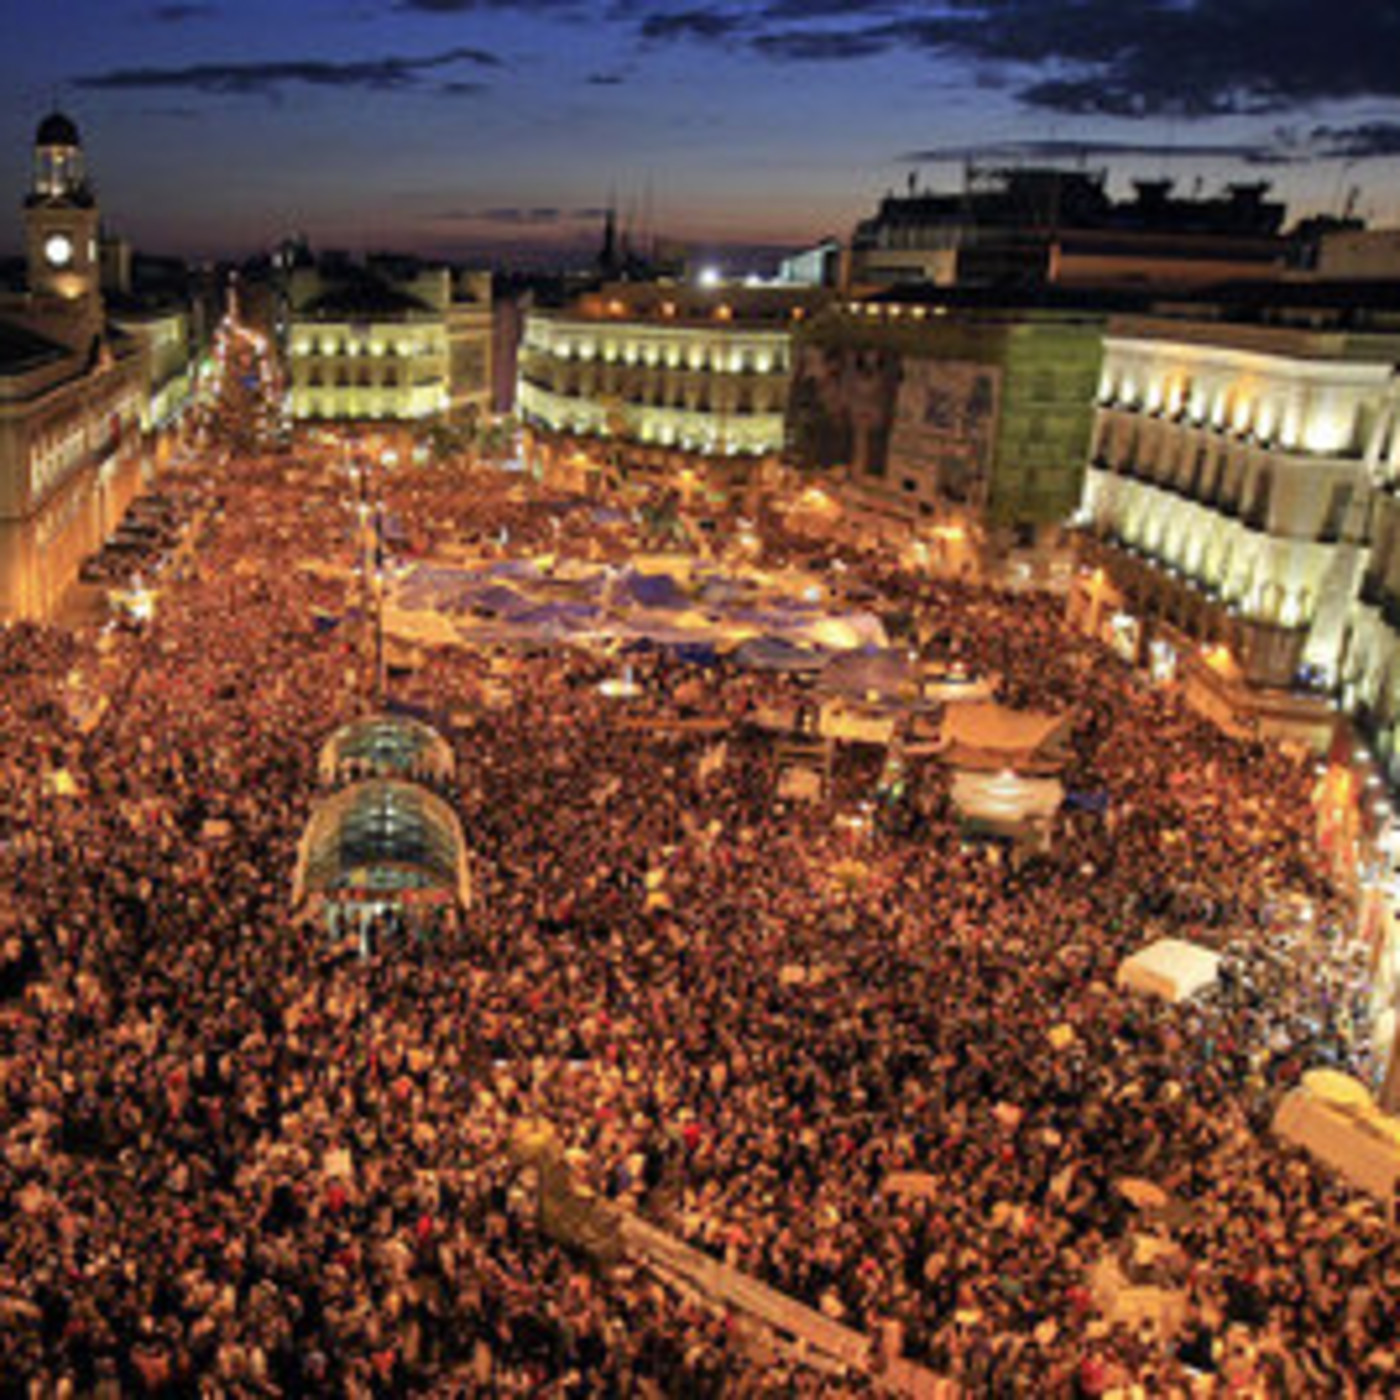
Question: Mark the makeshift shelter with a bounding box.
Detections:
[1274,1074,1400,1211]
[940,702,1072,772]
[1116,938,1222,1003]
[817,649,916,703]
[819,701,898,746]
[318,714,456,788]
[949,769,1063,846]
[293,779,471,910]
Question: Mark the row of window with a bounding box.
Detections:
[1099,373,1366,459]
[525,371,779,416]
[29,392,140,502]
[298,367,425,389]
[1096,426,1357,543]
[292,340,438,360]
[529,341,788,375]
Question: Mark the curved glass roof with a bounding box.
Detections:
[294,778,470,906]
[318,713,455,786]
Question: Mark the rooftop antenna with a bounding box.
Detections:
[1329,158,1358,219]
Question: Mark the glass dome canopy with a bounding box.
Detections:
[293,778,470,908]
[318,712,455,787]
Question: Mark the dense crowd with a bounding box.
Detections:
[0,444,1394,1395]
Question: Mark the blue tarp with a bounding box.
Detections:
[732,636,828,673]
[471,585,534,618]
[608,570,691,610]
[671,641,720,666]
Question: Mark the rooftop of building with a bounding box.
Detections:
[296,274,436,321]
[35,111,81,148]
[854,169,1287,244]
[0,318,72,377]
[857,275,1400,336]
[538,280,831,329]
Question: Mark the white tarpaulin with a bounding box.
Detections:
[1274,1079,1400,1206]
[1116,938,1222,1003]
[950,769,1063,827]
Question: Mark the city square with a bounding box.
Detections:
[2,347,1395,1389]
[6,1,1400,1394]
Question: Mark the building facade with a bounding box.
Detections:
[1074,315,1400,691]
[518,282,828,503]
[284,259,491,424]
[787,294,1103,561]
[0,114,147,621]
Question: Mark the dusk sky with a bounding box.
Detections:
[3,1,1400,265]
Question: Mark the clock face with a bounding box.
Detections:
[44,233,74,268]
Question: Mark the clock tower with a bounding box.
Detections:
[24,111,102,346]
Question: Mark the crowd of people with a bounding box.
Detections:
[1,439,1395,1395]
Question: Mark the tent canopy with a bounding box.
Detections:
[939,702,1072,772]
[1116,937,1222,1003]
[294,779,471,907]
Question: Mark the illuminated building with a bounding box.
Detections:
[1340,491,1400,780]
[518,282,828,503]
[285,258,492,424]
[0,113,146,620]
[787,291,1102,565]
[1074,311,1400,703]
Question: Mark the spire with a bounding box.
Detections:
[599,197,618,279]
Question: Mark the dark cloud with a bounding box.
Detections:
[74,46,500,97]
[150,3,218,19]
[899,135,1297,168]
[587,72,626,85]
[899,125,1400,170]
[1311,122,1400,161]
[759,0,903,18]
[639,9,745,41]
[634,0,1400,119]
[395,0,573,10]
[752,29,888,61]
[436,80,488,96]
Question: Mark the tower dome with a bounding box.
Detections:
[35,111,81,149]
[29,111,90,206]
